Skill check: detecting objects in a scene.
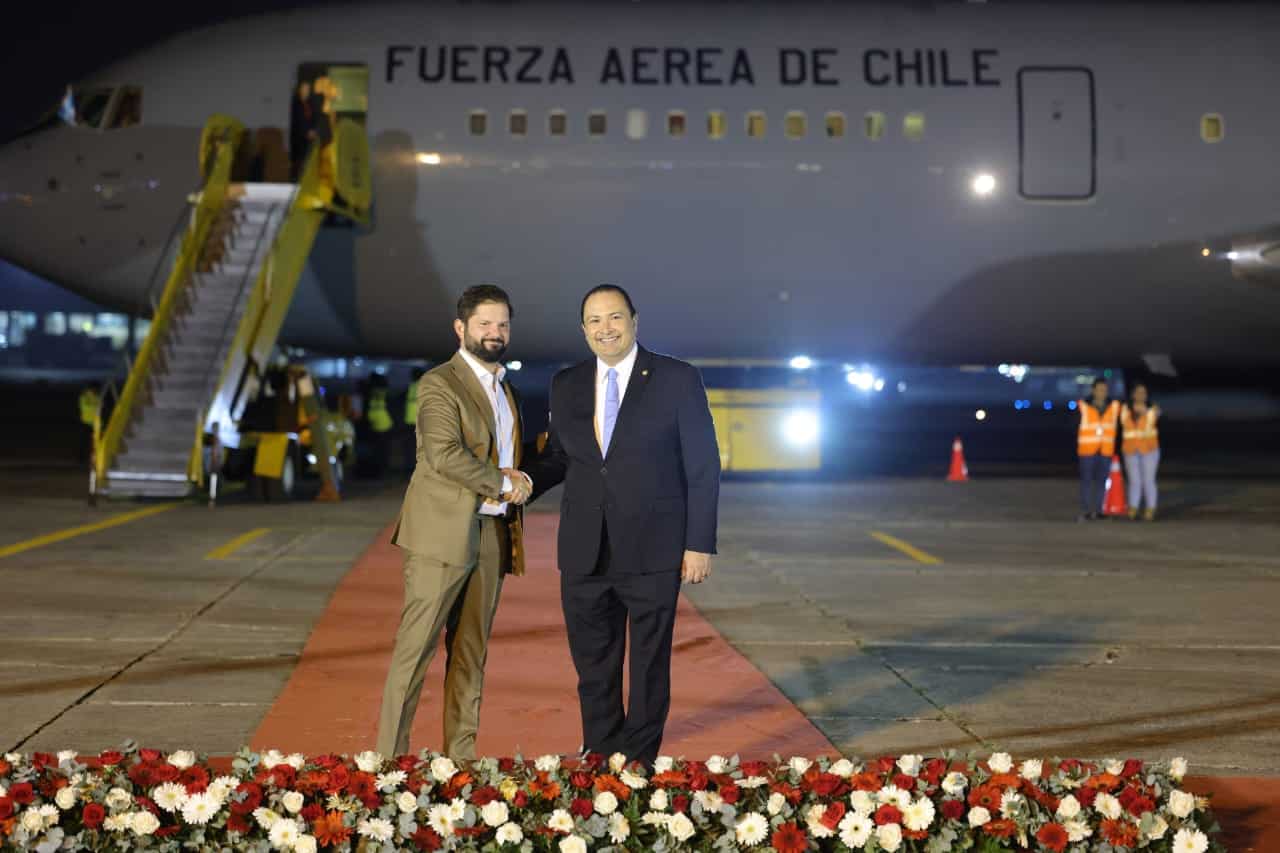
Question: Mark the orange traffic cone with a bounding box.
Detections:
[947,437,969,482]
[1103,455,1127,516]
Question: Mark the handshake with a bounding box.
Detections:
[499,468,533,505]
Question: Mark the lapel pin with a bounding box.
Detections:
[641,370,649,377]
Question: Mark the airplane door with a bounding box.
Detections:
[1018,67,1095,200]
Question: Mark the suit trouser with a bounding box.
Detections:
[561,521,682,770]
[376,516,507,759]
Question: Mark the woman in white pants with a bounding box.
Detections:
[1120,383,1161,521]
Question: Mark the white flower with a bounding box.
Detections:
[1020,759,1043,780]
[559,835,588,853]
[55,786,78,810]
[106,787,133,811]
[376,770,407,792]
[0,784,6,798]
[694,790,723,812]
[427,804,454,836]
[482,800,510,827]
[1174,827,1210,853]
[789,756,813,776]
[1105,759,1126,775]
[653,756,674,774]
[356,817,394,843]
[4,752,21,765]
[130,811,161,837]
[620,769,648,789]
[167,750,196,769]
[805,804,835,839]
[182,792,220,825]
[294,835,318,853]
[253,807,281,830]
[841,814,874,848]
[608,812,631,843]
[547,808,575,833]
[535,754,561,773]
[1170,757,1189,780]
[641,812,670,827]
[877,784,911,810]
[353,751,383,773]
[281,791,305,814]
[448,797,466,821]
[397,791,418,814]
[968,806,992,827]
[36,804,58,829]
[830,758,855,778]
[496,822,524,845]
[20,809,46,834]
[609,752,628,772]
[270,817,302,848]
[1000,790,1024,818]
[767,791,787,815]
[849,790,875,816]
[668,812,696,842]
[104,814,130,832]
[1056,794,1081,819]
[261,749,287,769]
[877,822,903,852]
[152,782,188,813]
[735,812,769,846]
[903,797,936,832]
[1146,815,1170,840]
[987,752,1013,774]
[285,753,305,770]
[1095,791,1122,820]
[594,791,619,815]
[208,776,239,803]
[430,756,458,782]
[649,789,669,811]
[57,750,78,764]
[740,775,769,789]
[941,771,968,796]
[896,754,923,776]
[1169,789,1197,818]
[1065,818,1092,842]
[706,754,730,774]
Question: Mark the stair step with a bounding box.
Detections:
[103,473,192,499]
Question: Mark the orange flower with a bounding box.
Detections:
[982,818,1018,838]
[529,772,561,801]
[968,784,1003,811]
[650,770,689,789]
[849,772,884,792]
[1036,822,1069,853]
[440,772,474,800]
[594,775,631,801]
[987,773,1022,790]
[1086,772,1122,792]
[769,821,808,853]
[312,811,352,847]
[1101,818,1139,848]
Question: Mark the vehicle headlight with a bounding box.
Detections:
[781,410,820,446]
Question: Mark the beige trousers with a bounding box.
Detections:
[376,516,507,759]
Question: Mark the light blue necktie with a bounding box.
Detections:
[602,368,619,454]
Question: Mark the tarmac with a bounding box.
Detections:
[2,466,1279,847]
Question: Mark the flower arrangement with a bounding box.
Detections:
[0,745,1222,851]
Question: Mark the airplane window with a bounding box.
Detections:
[1201,113,1223,143]
[626,109,648,140]
[44,312,67,336]
[903,112,925,141]
[785,111,807,139]
[108,86,143,129]
[588,111,607,137]
[469,110,488,136]
[508,110,527,137]
[707,111,727,140]
[667,111,687,138]
[864,111,885,141]
[548,110,568,136]
[746,111,767,138]
[825,112,846,139]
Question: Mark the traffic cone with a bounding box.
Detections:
[946,437,969,482]
[1103,455,1127,516]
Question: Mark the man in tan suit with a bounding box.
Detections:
[377,284,531,759]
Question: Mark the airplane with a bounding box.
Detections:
[2,0,1280,374]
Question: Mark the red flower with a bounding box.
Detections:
[811,773,849,798]
[513,790,529,808]
[139,749,163,762]
[324,765,350,793]
[891,773,917,791]
[471,786,500,806]
[181,766,210,794]
[849,772,883,792]
[689,771,711,791]
[672,794,690,814]
[0,758,10,776]
[921,758,948,786]
[1127,794,1156,816]
[314,811,353,846]
[300,803,323,823]
[394,754,419,772]
[873,757,897,775]
[1101,818,1139,847]
[983,818,1017,838]
[411,826,443,850]
[770,782,803,805]
[570,771,594,790]
[820,802,846,831]
[874,804,903,826]
[226,813,252,834]
[1036,822,1069,853]
[155,824,180,838]
[7,784,33,806]
[269,765,298,790]
[498,757,516,773]
[153,763,181,784]
[1058,759,1083,773]
[1122,760,1144,778]
[1076,787,1097,808]
[98,751,124,767]
[968,784,1002,811]
[904,829,930,840]
[0,798,15,821]
[941,799,965,821]
[313,753,344,769]
[770,821,808,853]
[720,783,741,805]
[230,782,263,815]
[571,798,594,819]
[136,796,159,815]
[297,770,329,795]
[348,771,377,801]
[32,752,56,770]
[127,763,157,788]
[740,761,769,777]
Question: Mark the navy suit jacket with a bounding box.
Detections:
[525,346,720,575]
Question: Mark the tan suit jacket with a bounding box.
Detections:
[390,352,526,575]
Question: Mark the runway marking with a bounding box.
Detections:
[0,504,179,561]
[205,528,272,560]
[869,530,942,565]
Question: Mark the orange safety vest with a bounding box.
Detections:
[1121,404,1160,455]
[1077,399,1121,457]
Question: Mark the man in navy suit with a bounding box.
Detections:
[524,284,720,769]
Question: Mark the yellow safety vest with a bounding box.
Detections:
[368,389,393,433]
[1077,399,1121,457]
[403,383,418,426]
[79,389,99,426]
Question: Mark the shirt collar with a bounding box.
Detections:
[458,348,506,387]
[597,344,639,383]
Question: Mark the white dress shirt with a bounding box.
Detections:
[595,344,639,452]
[458,348,514,515]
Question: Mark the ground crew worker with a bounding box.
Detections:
[366,375,394,476]
[401,366,425,473]
[78,382,100,465]
[1077,377,1121,521]
[1121,382,1161,521]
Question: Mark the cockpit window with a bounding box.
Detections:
[71,87,114,129]
[5,85,129,142]
[108,87,143,129]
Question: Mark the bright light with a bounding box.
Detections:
[781,410,820,446]
[1008,364,1028,382]
[846,370,876,392]
[1043,400,1053,410]
[416,152,442,165]
[897,381,907,393]
[789,355,813,370]
[506,360,523,371]
[1201,247,1211,257]
[1226,250,1240,260]
[975,409,987,421]
[873,378,885,392]
[306,454,317,464]
[1068,400,1078,411]
[971,173,997,196]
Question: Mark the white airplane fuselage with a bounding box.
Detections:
[2,1,1279,367]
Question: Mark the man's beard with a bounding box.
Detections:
[465,333,507,364]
